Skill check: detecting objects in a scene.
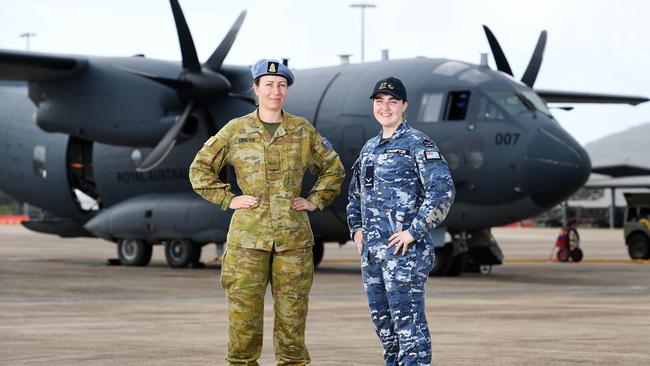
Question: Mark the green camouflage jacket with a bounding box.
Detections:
[189,110,345,251]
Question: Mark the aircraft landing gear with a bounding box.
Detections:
[312,240,324,268]
[117,238,152,266]
[164,239,201,268]
[430,244,452,276]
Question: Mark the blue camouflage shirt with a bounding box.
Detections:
[347,122,455,257]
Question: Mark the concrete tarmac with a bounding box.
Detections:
[1,226,649,365]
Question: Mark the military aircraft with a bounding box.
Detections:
[0,0,647,276]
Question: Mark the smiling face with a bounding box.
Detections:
[372,93,408,130]
[253,75,288,112]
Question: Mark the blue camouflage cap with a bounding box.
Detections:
[250,59,294,86]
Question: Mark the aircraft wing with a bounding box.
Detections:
[535,89,649,105]
[0,48,86,81]
[584,175,650,189]
[592,164,650,177]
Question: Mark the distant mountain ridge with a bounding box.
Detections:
[584,122,650,168]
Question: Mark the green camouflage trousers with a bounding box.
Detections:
[220,244,314,365]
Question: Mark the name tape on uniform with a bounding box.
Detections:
[384,148,409,155]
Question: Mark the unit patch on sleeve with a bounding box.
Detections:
[423,139,435,147]
[384,148,409,155]
[424,149,441,160]
[322,138,332,149]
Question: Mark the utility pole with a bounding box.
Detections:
[349,3,375,62]
[19,32,36,51]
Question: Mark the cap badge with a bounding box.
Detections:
[267,62,278,73]
[378,82,394,90]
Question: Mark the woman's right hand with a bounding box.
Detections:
[353,230,363,255]
[229,195,258,210]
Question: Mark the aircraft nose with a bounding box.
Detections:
[523,126,591,208]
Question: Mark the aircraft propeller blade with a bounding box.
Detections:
[482,25,513,76]
[169,0,201,73]
[136,101,195,172]
[115,65,192,90]
[521,30,547,87]
[204,11,247,71]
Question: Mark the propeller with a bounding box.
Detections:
[482,25,547,88]
[120,0,250,172]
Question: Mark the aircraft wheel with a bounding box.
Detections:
[479,265,492,274]
[118,239,152,266]
[447,252,468,277]
[570,247,583,262]
[165,239,200,268]
[627,233,650,260]
[430,244,452,276]
[556,248,571,262]
[312,241,324,268]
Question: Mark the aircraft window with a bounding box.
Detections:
[520,91,553,116]
[445,91,470,121]
[418,93,443,122]
[485,91,530,116]
[475,94,505,120]
[33,145,46,178]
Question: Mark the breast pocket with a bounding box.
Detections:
[230,140,265,191]
[374,153,417,207]
[279,133,309,189]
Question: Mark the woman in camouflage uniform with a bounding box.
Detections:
[347,76,455,365]
[190,59,345,365]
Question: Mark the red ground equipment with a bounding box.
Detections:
[551,219,583,262]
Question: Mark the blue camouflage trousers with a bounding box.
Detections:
[361,244,435,366]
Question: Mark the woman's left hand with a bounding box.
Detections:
[291,197,317,212]
[387,230,415,255]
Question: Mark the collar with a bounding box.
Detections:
[247,109,299,140]
[376,121,410,144]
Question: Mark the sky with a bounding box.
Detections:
[1,0,649,146]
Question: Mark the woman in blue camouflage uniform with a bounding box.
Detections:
[347,76,455,365]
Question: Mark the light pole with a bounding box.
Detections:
[19,32,37,51]
[350,3,375,62]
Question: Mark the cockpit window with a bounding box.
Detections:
[445,91,470,121]
[418,93,443,122]
[485,91,531,116]
[520,91,553,116]
[475,94,505,120]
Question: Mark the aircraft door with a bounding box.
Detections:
[341,125,364,169]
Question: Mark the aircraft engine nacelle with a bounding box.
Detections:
[30,57,187,147]
[84,192,232,243]
[35,100,190,147]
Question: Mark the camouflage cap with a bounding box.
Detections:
[250,59,294,86]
